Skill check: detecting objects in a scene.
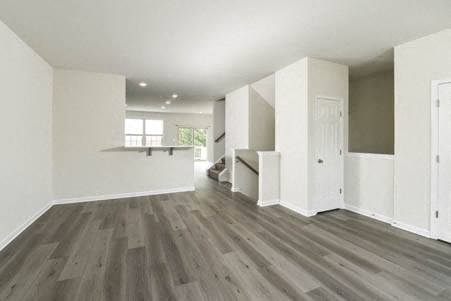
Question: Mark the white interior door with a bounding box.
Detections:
[438,82,451,243]
[312,98,343,212]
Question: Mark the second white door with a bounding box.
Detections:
[437,82,451,243]
[312,97,343,212]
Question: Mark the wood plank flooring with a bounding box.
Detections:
[1,171,451,300]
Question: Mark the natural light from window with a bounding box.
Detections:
[178,127,207,160]
[125,118,163,146]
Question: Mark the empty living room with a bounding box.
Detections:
[2,1,451,300]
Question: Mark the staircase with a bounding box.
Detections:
[208,157,225,181]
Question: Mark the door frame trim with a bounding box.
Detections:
[430,79,451,239]
[314,96,345,210]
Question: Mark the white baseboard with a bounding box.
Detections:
[54,186,196,205]
[344,204,393,224]
[0,186,195,252]
[230,186,240,193]
[258,199,280,207]
[0,202,53,252]
[391,220,431,238]
[280,200,317,217]
[344,204,431,238]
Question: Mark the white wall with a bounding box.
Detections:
[275,58,309,212]
[225,86,250,176]
[233,149,259,200]
[213,100,225,162]
[345,154,394,222]
[207,127,214,163]
[251,74,275,108]
[394,29,451,233]
[233,164,258,200]
[349,71,394,154]
[0,21,53,249]
[258,152,280,206]
[225,76,276,182]
[249,84,275,151]
[53,69,194,201]
[307,58,349,211]
[126,110,213,162]
[275,57,348,215]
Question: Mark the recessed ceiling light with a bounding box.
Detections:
[199,112,203,114]
[138,82,147,87]
[161,105,167,110]
[172,93,178,99]
[165,100,171,105]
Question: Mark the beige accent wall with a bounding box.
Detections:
[349,70,394,154]
[0,20,53,249]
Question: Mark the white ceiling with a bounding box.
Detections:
[1,0,450,113]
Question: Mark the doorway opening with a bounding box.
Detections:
[178,127,208,161]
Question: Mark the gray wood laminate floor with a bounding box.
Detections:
[1,170,451,300]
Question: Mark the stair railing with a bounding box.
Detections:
[235,156,259,175]
[215,132,225,143]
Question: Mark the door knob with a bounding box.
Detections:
[318,159,324,163]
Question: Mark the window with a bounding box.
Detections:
[125,119,144,146]
[178,127,207,160]
[144,119,163,146]
[125,118,163,146]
